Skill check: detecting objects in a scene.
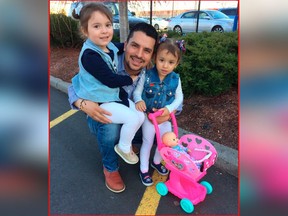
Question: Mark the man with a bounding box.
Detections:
[68,23,172,193]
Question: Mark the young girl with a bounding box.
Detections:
[133,36,185,186]
[71,2,144,164]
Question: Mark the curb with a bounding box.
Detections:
[50,76,70,94]
[50,75,238,178]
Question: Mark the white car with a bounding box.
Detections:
[151,17,169,31]
[167,10,234,34]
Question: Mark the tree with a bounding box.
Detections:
[118,1,129,42]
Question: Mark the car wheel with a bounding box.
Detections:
[154,24,159,31]
[212,26,224,33]
[173,25,182,35]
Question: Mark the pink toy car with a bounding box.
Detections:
[148,111,218,213]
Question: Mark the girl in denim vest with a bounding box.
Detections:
[133,36,185,186]
[71,2,144,164]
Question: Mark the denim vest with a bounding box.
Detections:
[72,39,120,102]
[141,66,179,112]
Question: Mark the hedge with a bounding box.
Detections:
[176,31,238,96]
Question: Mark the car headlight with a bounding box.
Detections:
[113,23,120,29]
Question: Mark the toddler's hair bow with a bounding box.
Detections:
[159,33,168,43]
[176,40,186,53]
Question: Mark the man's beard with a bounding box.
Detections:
[124,58,143,76]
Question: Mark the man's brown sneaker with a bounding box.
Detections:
[103,167,125,193]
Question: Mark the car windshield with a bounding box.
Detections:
[208,10,229,19]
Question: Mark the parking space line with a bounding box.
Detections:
[135,171,168,215]
[50,109,78,128]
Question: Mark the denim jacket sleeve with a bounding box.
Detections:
[68,84,80,110]
[165,78,184,114]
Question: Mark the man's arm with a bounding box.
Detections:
[68,85,112,124]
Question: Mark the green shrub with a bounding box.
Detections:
[176,32,238,96]
[50,13,120,47]
[50,14,83,48]
[165,30,182,38]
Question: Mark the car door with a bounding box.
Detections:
[197,11,213,32]
[180,11,196,33]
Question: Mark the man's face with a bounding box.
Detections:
[123,31,156,76]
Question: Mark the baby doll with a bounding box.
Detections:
[162,132,190,153]
[162,132,202,170]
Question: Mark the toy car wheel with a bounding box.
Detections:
[200,181,213,194]
[180,198,194,213]
[156,182,168,196]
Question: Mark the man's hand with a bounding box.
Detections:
[74,99,112,124]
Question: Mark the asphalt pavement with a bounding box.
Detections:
[50,76,238,215]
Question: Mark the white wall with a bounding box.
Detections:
[128,1,238,13]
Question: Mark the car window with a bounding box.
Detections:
[222,9,236,16]
[182,12,195,19]
[199,12,209,19]
[127,10,133,16]
[208,10,229,19]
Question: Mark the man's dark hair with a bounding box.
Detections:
[127,22,159,53]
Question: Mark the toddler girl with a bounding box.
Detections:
[133,36,185,185]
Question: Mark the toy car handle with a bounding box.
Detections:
[148,110,178,150]
[192,148,213,163]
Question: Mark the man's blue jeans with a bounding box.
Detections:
[87,116,142,172]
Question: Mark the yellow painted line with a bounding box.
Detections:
[50,109,78,128]
[135,171,168,215]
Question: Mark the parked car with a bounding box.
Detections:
[151,17,169,31]
[218,8,238,20]
[167,10,234,34]
[218,7,238,31]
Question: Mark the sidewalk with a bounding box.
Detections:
[50,75,238,178]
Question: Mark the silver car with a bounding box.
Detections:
[167,10,234,34]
